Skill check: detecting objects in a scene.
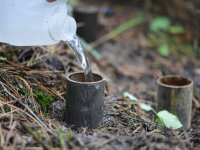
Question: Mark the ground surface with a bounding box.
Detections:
[0,0,200,150]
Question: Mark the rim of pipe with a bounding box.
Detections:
[66,72,105,85]
[157,75,193,89]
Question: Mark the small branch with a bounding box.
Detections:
[21,123,52,150]
[91,13,145,48]
[0,81,54,136]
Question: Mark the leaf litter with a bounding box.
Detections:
[0,43,194,150]
[0,0,200,149]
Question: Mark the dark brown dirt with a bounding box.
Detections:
[72,133,191,150]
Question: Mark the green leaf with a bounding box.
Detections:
[169,26,184,34]
[157,110,183,129]
[150,16,171,33]
[158,44,169,57]
[0,56,7,61]
[156,116,164,126]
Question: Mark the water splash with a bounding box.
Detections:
[65,35,94,82]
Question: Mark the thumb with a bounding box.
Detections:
[47,0,57,2]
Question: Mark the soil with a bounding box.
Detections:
[0,0,199,150]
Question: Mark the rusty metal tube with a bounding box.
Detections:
[65,72,105,129]
[157,75,193,129]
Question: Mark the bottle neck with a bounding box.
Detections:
[49,14,77,42]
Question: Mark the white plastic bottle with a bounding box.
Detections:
[0,0,77,46]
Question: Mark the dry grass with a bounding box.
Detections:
[0,44,195,149]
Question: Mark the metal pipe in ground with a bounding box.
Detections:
[65,72,105,129]
[73,5,98,42]
[157,75,193,129]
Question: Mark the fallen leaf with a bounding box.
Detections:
[157,110,183,129]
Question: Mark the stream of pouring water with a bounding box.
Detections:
[65,35,94,82]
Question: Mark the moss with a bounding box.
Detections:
[3,106,11,113]
[66,128,74,142]
[34,91,53,112]
[14,85,27,96]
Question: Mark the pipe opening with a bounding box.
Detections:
[68,72,103,83]
[158,76,192,87]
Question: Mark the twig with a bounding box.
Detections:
[0,124,5,146]
[0,81,54,136]
[5,121,17,146]
[79,37,102,60]
[79,13,145,60]
[97,137,116,149]
[21,123,52,150]
[0,100,49,136]
[91,13,145,48]
[0,109,18,119]
[57,130,69,150]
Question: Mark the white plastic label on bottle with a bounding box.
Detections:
[0,0,77,46]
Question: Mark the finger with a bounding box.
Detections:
[47,0,57,2]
